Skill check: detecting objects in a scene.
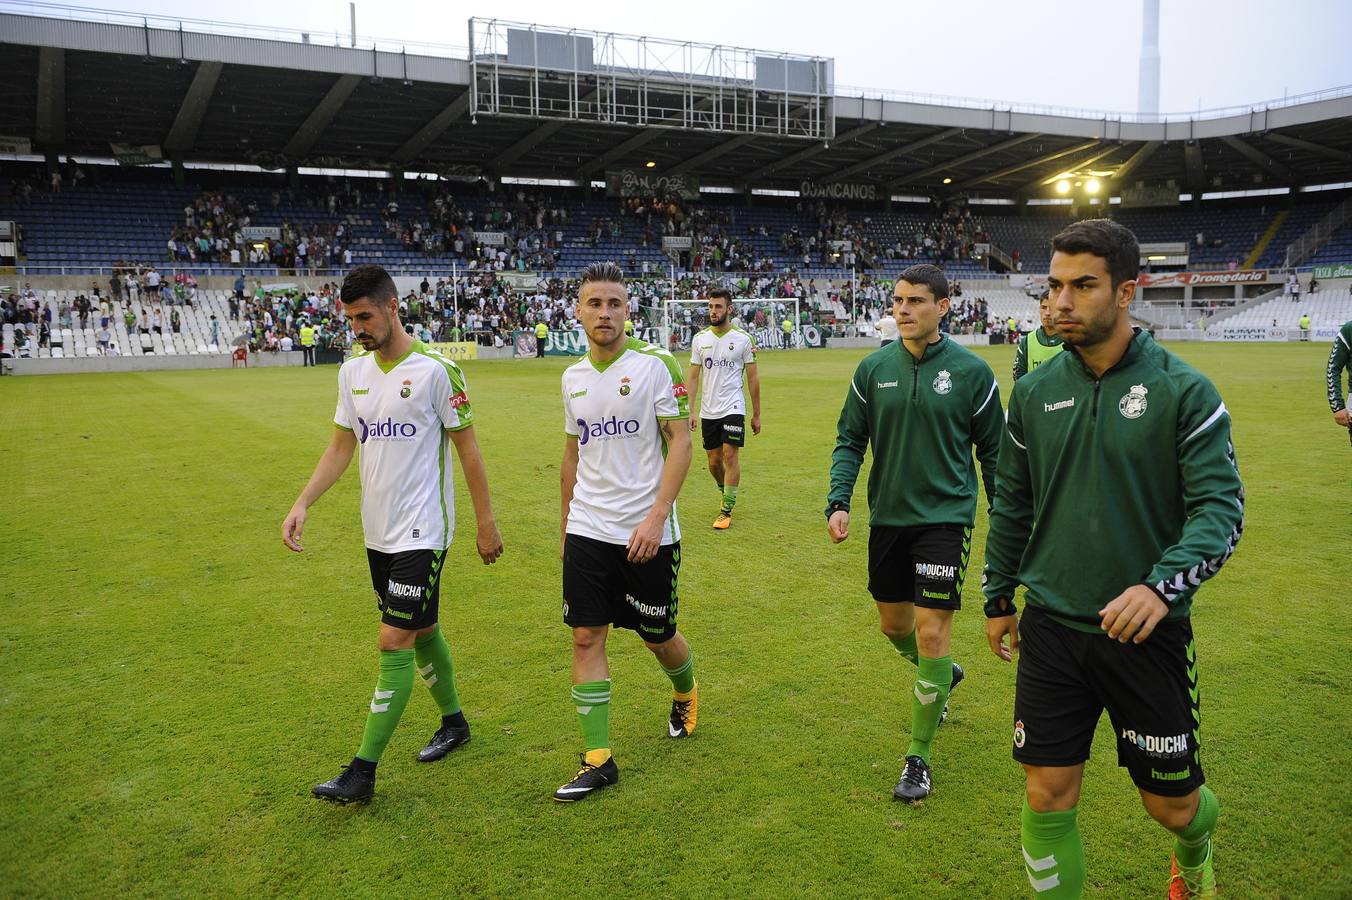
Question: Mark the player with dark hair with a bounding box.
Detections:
[1327,319,1352,448]
[983,220,1244,898]
[1012,290,1063,381]
[555,261,699,801]
[283,264,505,804]
[688,287,761,529]
[827,262,1003,803]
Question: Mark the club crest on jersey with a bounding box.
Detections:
[1119,383,1149,419]
[619,375,632,397]
[400,379,413,399]
[932,369,953,395]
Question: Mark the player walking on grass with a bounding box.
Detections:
[555,262,698,802]
[827,262,1003,803]
[282,264,504,804]
[688,288,762,529]
[1327,319,1352,449]
[982,220,1244,899]
[1012,290,1064,382]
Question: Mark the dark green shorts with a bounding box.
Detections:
[367,548,445,630]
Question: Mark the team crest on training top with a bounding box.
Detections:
[932,370,953,395]
[1119,383,1148,419]
[619,375,632,397]
[400,379,413,399]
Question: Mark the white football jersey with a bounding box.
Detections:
[333,341,473,552]
[689,326,756,419]
[563,338,689,545]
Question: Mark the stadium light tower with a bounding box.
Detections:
[1138,0,1161,117]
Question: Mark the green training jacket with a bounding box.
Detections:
[983,328,1245,627]
[828,336,1004,527]
[1327,320,1352,412]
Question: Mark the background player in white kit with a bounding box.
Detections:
[282,264,504,804]
[554,262,699,802]
[687,288,761,530]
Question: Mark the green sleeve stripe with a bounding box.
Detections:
[638,344,687,386]
[414,348,468,393]
[334,422,354,432]
[657,414,689,420]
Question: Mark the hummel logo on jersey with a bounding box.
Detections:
[351,388,369,395]
[570,389,588,399]
[877,380,898,388]
[915,562,957,580]
[1044,398,1075,412]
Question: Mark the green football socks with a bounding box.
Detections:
[661,651,696,694]
[888,628,919,665]
[414,625,462,717]
[356,649,415,764]
[1021,801,1085,897]
[572,679,611,753]
[1173,786,1219,868]
[721,485,739,513]
[906,654,952,762]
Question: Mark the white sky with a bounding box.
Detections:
[69,0,1352,114]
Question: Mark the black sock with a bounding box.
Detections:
[349,756,377,776]
[442,710,468,729]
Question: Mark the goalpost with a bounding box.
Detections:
[659,297,803,352]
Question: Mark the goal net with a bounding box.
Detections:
[659,297,802,352]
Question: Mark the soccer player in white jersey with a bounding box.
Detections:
[282,265,504,804]
[688,288,761,529]
[554,262,699,802]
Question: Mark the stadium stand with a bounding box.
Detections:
[1219,287,1352,331]
[2,9,1351,373]
[4,165,1349,281]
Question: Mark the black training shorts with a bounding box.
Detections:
[562,534,680,643]
[1011,606,1205,797]
[866,524,971,608]
[700,414,746,451]
[367,547,445,630]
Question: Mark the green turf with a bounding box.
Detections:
[1,343,1348,898]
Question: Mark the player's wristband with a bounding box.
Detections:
[983,597,1017,618]
[1141,581,1173,605]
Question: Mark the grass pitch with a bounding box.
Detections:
[1,343,1348,898]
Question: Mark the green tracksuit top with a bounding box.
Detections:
[982,329,1245,626]
[1012,326,1064,381]
[1327,320,1352,412]
[828,336,1004,527]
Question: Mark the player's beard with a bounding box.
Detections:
[709,309,728,327]
[355,315,392,352]
[585,318,626,351]
[1055,301,1118,348]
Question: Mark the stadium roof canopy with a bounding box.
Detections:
[3,9,1351,201]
